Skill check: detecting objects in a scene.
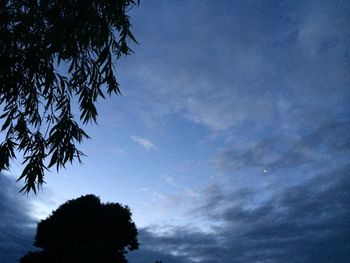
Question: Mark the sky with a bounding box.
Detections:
[1,0,350,262]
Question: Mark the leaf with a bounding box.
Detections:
[48,150,58,168]
[0,145,10,171]
[128,30,138,44]
[0,111,8,119]
[97,47,109,65]
[1,115,12,131]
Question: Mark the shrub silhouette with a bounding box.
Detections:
[20,195,138,263]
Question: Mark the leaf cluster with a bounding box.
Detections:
[0,0,139,193]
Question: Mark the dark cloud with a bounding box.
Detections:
[128,227,222,263]
[132,121,350,262]
[218,165,350,262]
[130,114,350,263]
[130,164,350,263]
[213,120,350,172]
[0,174,35,263]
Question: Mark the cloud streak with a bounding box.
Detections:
[131,135,156,151]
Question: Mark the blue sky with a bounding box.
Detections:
[1,0,350,262]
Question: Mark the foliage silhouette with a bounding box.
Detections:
[0,0,139,193]
[20,194,139,263]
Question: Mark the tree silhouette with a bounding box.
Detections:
[20,194,139,263]
[0,0,139,193]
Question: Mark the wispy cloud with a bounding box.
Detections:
[131,135,156,151]
[122,0,349,137]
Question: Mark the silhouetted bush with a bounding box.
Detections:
[20,195,138,263]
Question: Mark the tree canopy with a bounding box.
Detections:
[20,194,139,263]
[0,0,139,193]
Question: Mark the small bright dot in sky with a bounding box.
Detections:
[263,169,267,174]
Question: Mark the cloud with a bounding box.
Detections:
[128,227,219,263]
[153,192,182,208]
[184,89,273,131]
[0,174,35,263]
[128,163,350,263]
[121,0,349,137]
[131,135,156,151]
[296,0,350,56]
[212,120,350,173]
[127,118,350,262]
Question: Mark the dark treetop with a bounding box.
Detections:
[0,0,139,193]
[20,194,139,263]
